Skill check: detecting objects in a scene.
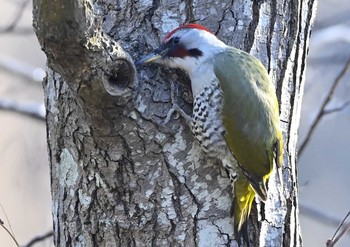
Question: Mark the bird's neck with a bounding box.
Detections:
[189,60,220,98]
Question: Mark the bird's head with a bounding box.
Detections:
[136,24,227,74]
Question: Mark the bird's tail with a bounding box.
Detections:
[233,176,256,240]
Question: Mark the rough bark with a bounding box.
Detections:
[33,0,317,246]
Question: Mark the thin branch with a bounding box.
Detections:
[0,99,45,121]
[311,24,350,51]
[0,203,52,247]
[298,57,350,156]
[323,100,350,115]
[0,202,16,240]
[0,220,20,247]
[0,54,46,83]
[0,28,34,35]
[326,211,350,247]
[0,0,30,34]
[299,204,349,229]
[22,231,53,247]
[331,211,350,243]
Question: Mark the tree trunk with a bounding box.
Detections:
[32,0,317,246]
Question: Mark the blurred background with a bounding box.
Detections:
[0,0,349,246]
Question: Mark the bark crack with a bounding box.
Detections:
[149,0,160,18]
[212,221,234,247]
[266,0,277,73]
[163,155,183,220]
[276,0,299,104]
[215,0,234,35]
[263,218,283,229]
[244,0,260,52]
[151,198,159,247]
[183,181,201,246]
[185,0,195,23]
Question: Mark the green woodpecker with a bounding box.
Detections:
[136,24,283,239]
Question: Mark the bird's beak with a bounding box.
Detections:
[135,53,162,66]
[135,46,168,67]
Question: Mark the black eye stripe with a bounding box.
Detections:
[163,38,203,59]
[188,48,203,58]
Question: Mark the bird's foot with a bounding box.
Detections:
[161,81,192,126]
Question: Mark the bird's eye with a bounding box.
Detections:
[173,37,180,44]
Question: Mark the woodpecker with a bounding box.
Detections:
[136,24,283,239]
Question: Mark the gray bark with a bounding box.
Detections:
[32,0,317,246]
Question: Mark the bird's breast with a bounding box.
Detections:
[192,81,228,157]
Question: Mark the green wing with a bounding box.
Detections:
[213,47,282,199]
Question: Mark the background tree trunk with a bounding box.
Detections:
[32,0,317,246]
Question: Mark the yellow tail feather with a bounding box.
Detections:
[233,176,256,239]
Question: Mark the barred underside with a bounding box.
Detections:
[192,81,226,156]
[192,81,239,182]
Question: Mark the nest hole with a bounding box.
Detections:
[103,59,135,96]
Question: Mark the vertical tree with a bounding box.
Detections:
[33,0,316,246]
